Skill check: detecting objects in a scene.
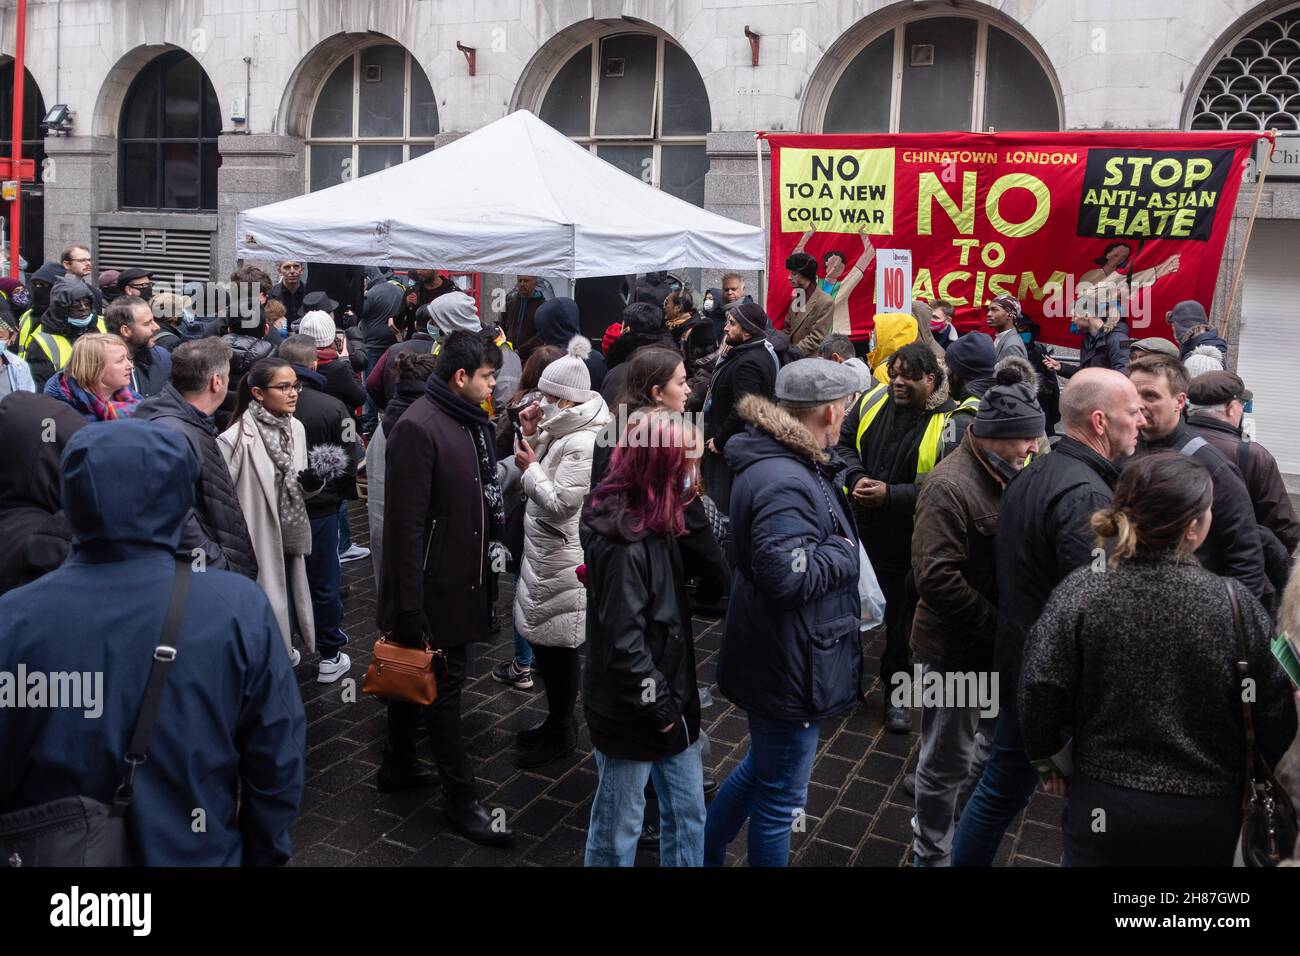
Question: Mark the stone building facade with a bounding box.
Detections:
[0,0,1296,470]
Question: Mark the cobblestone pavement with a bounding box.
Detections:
[288,506,1064,867]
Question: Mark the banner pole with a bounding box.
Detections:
[1220,132,1274,339]
[755,132,767,306]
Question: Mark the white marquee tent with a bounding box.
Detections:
[236,110,765,278]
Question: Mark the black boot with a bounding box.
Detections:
[515,719,551,750]
[517,726,576,769]
[445,799,513,846]
[376,762,440,794]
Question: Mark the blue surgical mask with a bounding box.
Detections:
[1243,399,1253,414]
[539,399,560,421]
[1068,321,1080,336]
[1019,332,1032,344]
[68,314,95,328]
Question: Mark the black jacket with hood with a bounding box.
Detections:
[0,392,87,596]
[579,494,701,760]
[132,384,258,578]
[23,276,103,390]
[534,297,606,391]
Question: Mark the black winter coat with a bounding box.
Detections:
[128,344,172,399]
[580,496,701,760]
[994,436,1121,692]
[378,377,497,648]
[289,367,361,519]
[1139,420,1269,604]
[603,329,676,370]
[133,385,258,578]
[315,353,366,411]
[717,395,862,722]
[701,335,778,451]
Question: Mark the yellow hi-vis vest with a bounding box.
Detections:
[29,316,108,371]
[17,309,35,350]
[852,382,947,478]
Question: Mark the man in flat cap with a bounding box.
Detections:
[705,358,864,867]
[1129,336,1179,363]
[780,252,835,358]
[1187,370,1298,598]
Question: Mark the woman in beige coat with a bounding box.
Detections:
[512,336,612,769]
[219,357,317,665]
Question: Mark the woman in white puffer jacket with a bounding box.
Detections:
[512,335,612,769]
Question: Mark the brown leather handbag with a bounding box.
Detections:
[361,636,444,706]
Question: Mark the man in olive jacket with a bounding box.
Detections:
[909,366,1043,867]
[377,330,512,847]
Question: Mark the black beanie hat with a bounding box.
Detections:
[971,365,1044,439]
[945,331,997,382]
[785,252,818,283]
[730,301,769,338]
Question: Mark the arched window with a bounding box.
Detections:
[823,15,1060,133]
[0,63,45,270]
[539,32,710,207]
[1190,5,1300,130]
[307,44,439,192]
[118,50,222,210]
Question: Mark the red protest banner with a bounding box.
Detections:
[763,131,1269,346]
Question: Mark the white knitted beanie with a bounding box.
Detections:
[538,335,594,403]
[299,311,336,348]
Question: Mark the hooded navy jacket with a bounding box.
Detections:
[0,420,305,865]
[535,297,606,391]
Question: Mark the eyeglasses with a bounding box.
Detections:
[65,257,91,264]
[264,382,303,394]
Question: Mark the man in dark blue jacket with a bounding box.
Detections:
[951,367,1144,866]
[706,358,863,867]
[533,296,606,392]
[0,420,305,865]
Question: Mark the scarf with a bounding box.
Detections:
[58,372,140,422]
[426,374,507,542]
[666,312,692,332]
[249,402,312,555]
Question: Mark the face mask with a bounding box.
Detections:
[31,286,50,314]
[703,295,714,312]
[1242,399,1253,414]
[539,399,560,421]
[1068,321,1080,336]
[1019,332,1032,345]
[68,313,95,329]
[12,288,28,310]
[136,284,154,301]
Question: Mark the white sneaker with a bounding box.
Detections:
[318,651,351,684]
[338,544,371,563]
[288,648,301,667]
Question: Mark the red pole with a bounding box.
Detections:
[9,0,25,279]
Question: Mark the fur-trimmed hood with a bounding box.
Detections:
[733,394,829,464]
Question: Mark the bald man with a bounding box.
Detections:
[951,368,1143,867]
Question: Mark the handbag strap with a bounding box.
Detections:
[1226,579,1259,804]
[112,557,191,815]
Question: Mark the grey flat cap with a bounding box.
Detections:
[776,357,865,407]
[1130,336,1179,358]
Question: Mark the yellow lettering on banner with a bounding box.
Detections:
[1018,269,1068,303]
[985,174,1051,238]
[779,147,895,233]
[938,271,971,303]
[918,171,977,236]
[913,269,937,303]
[987,273,1018,298]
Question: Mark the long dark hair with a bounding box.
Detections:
[229,357,293,428]
[617,346,684,412]
[1091,452,1213,566]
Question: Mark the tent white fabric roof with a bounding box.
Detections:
[236,110,765,278]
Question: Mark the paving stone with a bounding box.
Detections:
[840,779,889,815]
[853,836,906,867]
[810,755,855,788]
[816,808,871,849]
[349,838,418,866]
[490,773,551,810]
[1016,821,1064,864]
[798,840,855,867]
[870,803,916,844]
[859,751,906,784]
[512,797,573,838]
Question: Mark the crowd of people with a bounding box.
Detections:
[0,247,1298,870]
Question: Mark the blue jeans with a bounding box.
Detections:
[337,500,352,553]
[306,513,348,658]
[703,714,819,867]
[586,738,705,867]
[950,698,1040,866]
